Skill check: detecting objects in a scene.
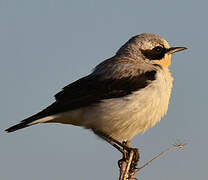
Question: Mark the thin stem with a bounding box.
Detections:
[136,143,184,172]
[119,150,135,180]
[124,150,134,180]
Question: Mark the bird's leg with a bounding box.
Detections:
[94,130,131,168]
[94,130,131,152]
[118,141,130,168]
[120,141,140,162]
[117,140,140,180]
[94,130,140,171]
[118,141,140,170]
[103,137,124,153]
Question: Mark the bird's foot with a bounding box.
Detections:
[118,141,140,173]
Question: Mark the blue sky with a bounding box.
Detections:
[0,1,207,179]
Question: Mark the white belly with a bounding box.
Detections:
[79,68,173,141]
[50,68,173,141]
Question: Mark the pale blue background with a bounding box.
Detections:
[0,0,207,179]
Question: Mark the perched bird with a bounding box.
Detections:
[6,33,186,149]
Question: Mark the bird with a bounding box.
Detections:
[5,33,187,151]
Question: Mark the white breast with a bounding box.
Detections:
[80,67,173,141]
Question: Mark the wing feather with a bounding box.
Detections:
[5,61,157,133]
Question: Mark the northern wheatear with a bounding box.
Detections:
[6,33,187,150]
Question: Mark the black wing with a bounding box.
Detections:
[5,70,156,132]
[56,71,156,105]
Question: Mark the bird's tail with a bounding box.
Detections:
[5,121,32,133]
[5,114,54,133]
[5,103,59,133]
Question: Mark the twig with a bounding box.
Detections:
[124,150,134,179]
[119,150,135,180]
[136,142,185,172]
[117,140,185,179]
[119,158,127,180]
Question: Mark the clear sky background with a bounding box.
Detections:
[0,0,207,179]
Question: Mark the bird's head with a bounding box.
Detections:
[116,33,187,68]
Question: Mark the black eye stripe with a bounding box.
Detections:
[141,47,168,60]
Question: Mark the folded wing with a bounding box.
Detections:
[5,65,156,132]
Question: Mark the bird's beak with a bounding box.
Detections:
[167,47,187,54]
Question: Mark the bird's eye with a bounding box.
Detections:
[141,46,166,60]
[153,46,163,53]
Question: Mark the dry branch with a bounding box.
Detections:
[118,141,185,180]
